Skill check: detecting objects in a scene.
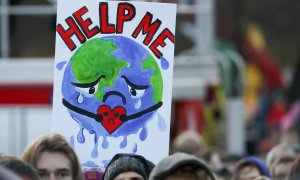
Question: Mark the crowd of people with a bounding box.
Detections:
[1,131,300,180]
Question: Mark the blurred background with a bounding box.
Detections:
[1,0,300,160]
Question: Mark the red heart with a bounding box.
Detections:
[97,105,126,134]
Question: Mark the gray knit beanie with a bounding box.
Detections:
[103,153,155,180]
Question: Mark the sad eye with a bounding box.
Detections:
[71,75,105,96]
[128,85,146,98]
[75,83,99,95]
[121,75,148,99]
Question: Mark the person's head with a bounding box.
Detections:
[265,143,299,168]
[253,176,271,180]
[232,156,270,180]
[0,155,38,180]
[287,157,300,180]
[172,131,206,158]
[0,165,22,180]
[21,133,82,180]
[149,152,215,180]
[103,153,155,180]
[270,156,295,180]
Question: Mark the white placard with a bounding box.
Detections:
[52,0,177,168]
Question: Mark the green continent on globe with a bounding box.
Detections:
[142,55,163,103]
[71,38,128,101]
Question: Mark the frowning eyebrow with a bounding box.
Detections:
[37,169,48,173]
[71,75,105,88]
[121,75,149,90]
[55,168,71,174]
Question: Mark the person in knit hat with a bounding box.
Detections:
[232,156,271,180]
[0,166,21,180]
[103,153,155,180]
[0,155,38,180]
[148,152,215,180]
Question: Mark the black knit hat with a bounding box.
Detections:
[103,153,155,180]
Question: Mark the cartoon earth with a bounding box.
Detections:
[61,36,163,158]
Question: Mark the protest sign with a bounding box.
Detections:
[52,0,176,169]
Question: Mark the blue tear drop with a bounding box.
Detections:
[120,136,127,149]
[102,136,109,149]
[56,61,67,70]
[157,113,167,131]
[160,56,169,70]
[93,133,98,144]
[77,127,85,143]
[91,140,99,158]
[132,143,137,153]
[139,126,148,141]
